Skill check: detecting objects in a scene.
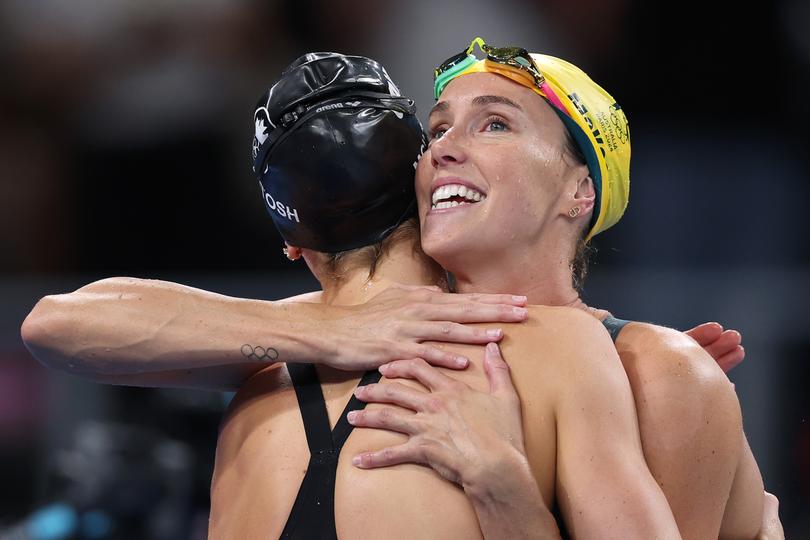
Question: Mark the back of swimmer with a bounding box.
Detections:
[209,50,681,540]
[209,52,492,539]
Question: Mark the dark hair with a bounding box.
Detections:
[323,217,421,281]
[562,130,595,293]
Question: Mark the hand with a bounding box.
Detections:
[684,322,744,372]
[757,492,784,540]
[323,285,528,371]
[348,342,526,490]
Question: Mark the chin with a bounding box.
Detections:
[421,233,477,275]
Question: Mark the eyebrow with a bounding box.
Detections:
[429,95,523,117]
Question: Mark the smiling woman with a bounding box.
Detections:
[18,40,773,540]
[348,37,772,539]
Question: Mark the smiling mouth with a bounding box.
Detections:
[431,184,486,210]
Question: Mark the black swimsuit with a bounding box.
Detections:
[280,364,381,539]
[280,316,633,539]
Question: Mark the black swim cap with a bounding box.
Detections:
[251,52,427,253]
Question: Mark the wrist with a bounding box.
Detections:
[462,444,533,503]
[279,302,350,365]
[464,448,560,540]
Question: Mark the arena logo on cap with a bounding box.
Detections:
[260,182,300,223]
[314,101,362,114]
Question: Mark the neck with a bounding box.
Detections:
[448,233,580,307]
[318,240,445,306]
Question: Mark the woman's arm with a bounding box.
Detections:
[21,277,528,390]
[552,317,681,538]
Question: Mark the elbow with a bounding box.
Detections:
[22,295,59,350]
[21,294,80,371]
[21,277,142,370]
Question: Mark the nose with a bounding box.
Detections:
[430,128,468,168]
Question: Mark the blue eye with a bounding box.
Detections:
[485,117,508,132]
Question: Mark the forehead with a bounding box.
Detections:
[432,72,556,122]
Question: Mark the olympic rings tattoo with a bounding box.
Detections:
[241,344,280,362]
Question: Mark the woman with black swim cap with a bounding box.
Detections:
[20,47,776,540]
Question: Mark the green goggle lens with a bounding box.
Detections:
[434,54,477,99]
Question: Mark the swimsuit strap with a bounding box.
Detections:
[601,315,632,342]
[280,363,382,539]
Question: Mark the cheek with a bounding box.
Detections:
[414,152,433,210]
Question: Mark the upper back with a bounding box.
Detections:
[208,304,606,539]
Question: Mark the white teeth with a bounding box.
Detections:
[430,183,486,208]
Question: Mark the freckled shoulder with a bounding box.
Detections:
[614,321,729,384]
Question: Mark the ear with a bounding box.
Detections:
[567,175,596,219]
[284,243,303,261]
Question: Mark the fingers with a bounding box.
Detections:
[379,358,460,391]
[352,441,422,469]
[412,302,528,324]
[684,322,723,346]
[703,329,742,362]
[407,346,469,370]
[347,406,420,435]
[483,342,517,397]
[424,292,527,306]
[409,321,504,344]
[354,382,427,412]
[715,346,745,373]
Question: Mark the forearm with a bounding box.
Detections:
[21,277,336,377]
[464,450,561,540]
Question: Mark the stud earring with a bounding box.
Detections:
[568,206,581,218]
[282,247,298,261]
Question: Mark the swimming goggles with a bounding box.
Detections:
[433,37,545,99]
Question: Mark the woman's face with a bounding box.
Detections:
[415,72,588,268]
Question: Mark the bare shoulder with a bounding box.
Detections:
[521,305,618,357]
[617,321,729,384]
[278,290,323,303]
[501,305,626,391]
[518,304,614,339]
[615,321,741,433]
[220,363,289,425]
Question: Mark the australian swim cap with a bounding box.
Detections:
[252,52,426,253]
[434,39,630,241]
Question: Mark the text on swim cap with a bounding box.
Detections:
[314,101,362,114]
[568,92,607,160]
[260,183,300,223]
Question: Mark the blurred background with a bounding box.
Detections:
[1,0,808,537]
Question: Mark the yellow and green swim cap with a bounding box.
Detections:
[434,38,631,240]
